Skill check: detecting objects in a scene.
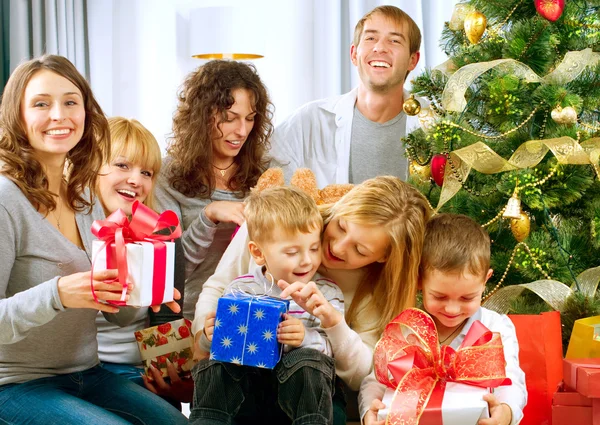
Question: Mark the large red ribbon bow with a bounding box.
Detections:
[374,308,510,425]
[90,201,181,306]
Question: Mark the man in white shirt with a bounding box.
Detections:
[270,5,424,186]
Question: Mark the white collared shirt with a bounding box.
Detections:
[269,88,424,187]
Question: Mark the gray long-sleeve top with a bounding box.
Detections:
[154,158,243,319]
[0,175,105,385]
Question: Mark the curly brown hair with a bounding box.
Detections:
[166,60,273,198]
[0,54,109,212]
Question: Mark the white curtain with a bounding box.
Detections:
[9,0,88,77]
[87,0,460,151]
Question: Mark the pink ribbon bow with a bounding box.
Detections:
[91,200,181,306]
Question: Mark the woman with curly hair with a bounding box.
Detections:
[155,60,274,320]
[0,55,187,424]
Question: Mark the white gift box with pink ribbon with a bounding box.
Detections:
[91,240,175,307]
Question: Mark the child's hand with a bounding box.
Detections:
[278,279,342,328]
[277,314,305,347]
[478,394,512,425]
[364,398,386,425]
[203,311,217,342]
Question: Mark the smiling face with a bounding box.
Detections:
[250,227,322,285]
[211,88,256,166]
[321,217,390,270]
[421,268,492,336]
[97,157,155,215]
[20,69,85,163]
[350,13,419,93]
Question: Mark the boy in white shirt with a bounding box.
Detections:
[360,213,527,425]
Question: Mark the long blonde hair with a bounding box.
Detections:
[321,176,431,334]
[102,117,162,210]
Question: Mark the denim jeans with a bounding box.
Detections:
[189,348,335,425]
[100,362,183,412]
[100,362,145,386]
[0,365,188,425]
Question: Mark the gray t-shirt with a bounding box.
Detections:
[348,106,409,184]
[0,176,105,385]
[154,157,243,319]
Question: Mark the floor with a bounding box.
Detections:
[182,403,361,424]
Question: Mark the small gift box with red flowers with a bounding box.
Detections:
[134,318,194,380]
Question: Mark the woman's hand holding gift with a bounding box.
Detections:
[278,280,342,329]
[149,288,182,314]
[58,268,124,313]
[142,360,194,403]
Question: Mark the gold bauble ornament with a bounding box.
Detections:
[551,106,578,125]
[464,11,487,44]
[449,3,474,31]
[403,94,421,116]
[410,162,431,181]
[503,192,522,219]
[510,212,531,242]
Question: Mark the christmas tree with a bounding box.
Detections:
[404,0,600,342]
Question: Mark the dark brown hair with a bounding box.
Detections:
[166,60,273,198]
[0,54,109,212]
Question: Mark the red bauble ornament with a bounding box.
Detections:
[534,0,565,22]
[431,154,447,187]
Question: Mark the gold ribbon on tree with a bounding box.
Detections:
[441,49,600,112]
[483,266,600,314]
[437,137,600,211]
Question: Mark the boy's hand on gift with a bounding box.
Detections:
[193,331,210,362]
[58,269,125,313]
[364,398,386,425]
[142,361,193,403]
[278,280,342,329]
[149,288,182,314]
[478,394,512,425]
[204,201,245,226]
[277,314,305,347]
[204,311,217,342]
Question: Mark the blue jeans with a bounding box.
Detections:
[0,365,187,425]
[100,362,183,412]
[100,362,145,387]
[190,348,335,425]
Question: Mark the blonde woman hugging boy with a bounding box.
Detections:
[191,186,344,425]
[360,214,527,425]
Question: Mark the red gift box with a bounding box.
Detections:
[564,359,600,398]
[552,387,600,425]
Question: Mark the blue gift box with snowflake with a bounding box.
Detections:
[210,293,289,369]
